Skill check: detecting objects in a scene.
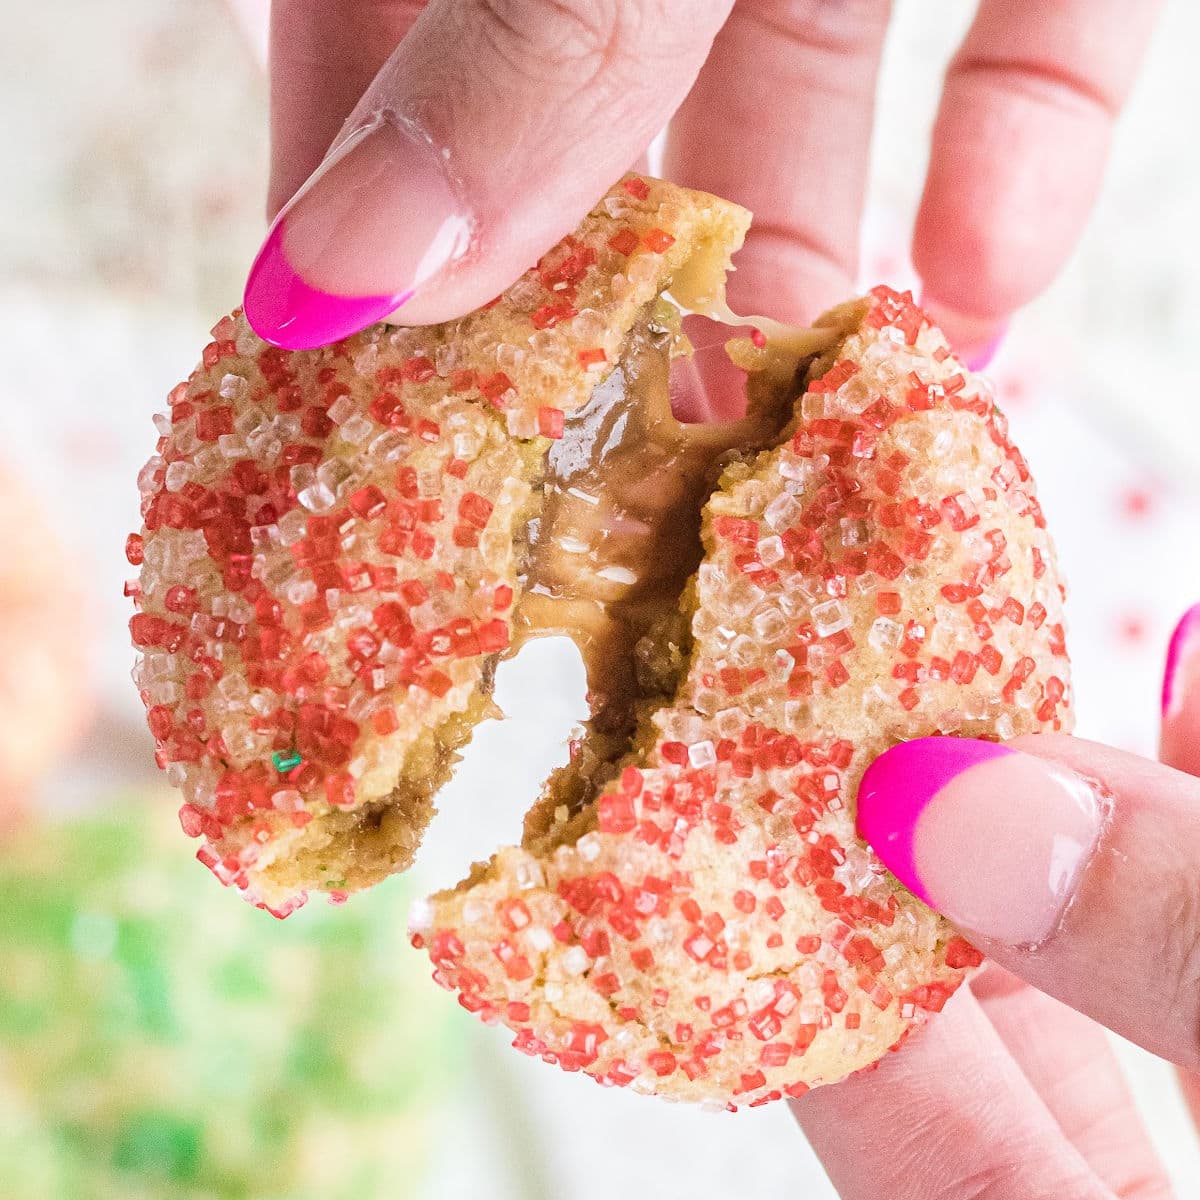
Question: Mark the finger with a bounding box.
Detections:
[1158,604,1200,1139]
[244,0,735,348]
[913,0,1162,363]
[793,988,1111,1200]
[973,967,1172,1199]
[1178,1071,1200,1133]
[857,732,1200,1071]
[269,0,427,217]
[663,0,893,331]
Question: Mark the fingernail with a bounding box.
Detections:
[1163,603,1200,718]
[243,114,473,350]
[857,737,1103,946]
[1161,604,1200,775]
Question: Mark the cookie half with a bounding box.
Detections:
[131,178,756,914]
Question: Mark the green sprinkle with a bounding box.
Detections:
[272,750,302,773]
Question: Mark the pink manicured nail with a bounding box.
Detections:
[1162,603,1200,717]
[1161,604,1200,776]
[243,114,473,350]
[857,737,1103,946]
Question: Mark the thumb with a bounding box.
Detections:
[244,0,733,349]
[856,731,1200,1071]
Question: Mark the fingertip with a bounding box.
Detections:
[243,114,477,347]
[1160,603,1200,777]
[1162,602,1200,718]
[256,0,734,341]
[727,230,851,327]
[919,296,1008,371]
[911,0,1141,348]
[858,737,1103,949]
[855,736,1010,906]
[242,217,410,349]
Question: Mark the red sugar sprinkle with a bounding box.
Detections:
[875,592,901,616]
[349,486,387,519]
[598,792,637,833]
[661,742,688,766]
[647,1050,677,1076]
[607,228,639,257]
[479,372,514,404]
[372,708,400,735]
[538,407,566,439]
[325,772,355,808]
[978,644,1003,676]
[195,406,234,442]
[164,585,197,614]
[945,937,984,969]
[458,492,495,529]
[532,302,578,330]
[477,619,510,653]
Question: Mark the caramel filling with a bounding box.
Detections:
[510,301,836,833]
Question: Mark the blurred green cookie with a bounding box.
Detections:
[0,802,457,1200]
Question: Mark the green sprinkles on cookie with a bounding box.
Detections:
[271,750,303,773]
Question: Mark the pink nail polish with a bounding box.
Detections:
[857,737,1103,946]
[244,114,472,350]
[1162,602,1200,717]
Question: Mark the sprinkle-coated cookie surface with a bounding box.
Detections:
[131,180,1069,1105]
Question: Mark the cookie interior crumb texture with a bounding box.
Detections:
[131,177,1070,1104]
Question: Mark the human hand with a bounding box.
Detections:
[244,0,1160,378]
[245,2,1177,1194]
[787,613,1200,1200]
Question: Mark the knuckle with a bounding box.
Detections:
[895,1096,1102,1200]
[932,1137,1101,1200]
[949,54,1121,123]
[739,0,892,57]
[469,0,624,82]
[465,0,714,90]
[1161,871,1200,1067]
